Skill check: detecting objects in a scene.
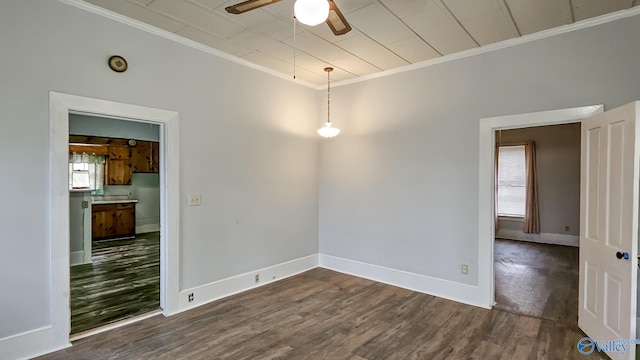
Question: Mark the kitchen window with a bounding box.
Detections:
[69,152,105,192]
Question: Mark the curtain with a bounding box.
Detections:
[523,141,540,234]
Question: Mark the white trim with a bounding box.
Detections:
[70,251,85,266]
[59,0,640,90]
[319,254,490,309]
[58,0,317,90]
[37,92,181,360]
[496,229,580,247]
[177,255,319,312]
[478,105,604,309]
[0,326,69,360]
[69,309,163,342]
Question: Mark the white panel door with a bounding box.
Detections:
[579,102,639,360]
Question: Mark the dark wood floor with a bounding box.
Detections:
[494,238,579,324]
[40,265,606,359]
[70,232,160,334]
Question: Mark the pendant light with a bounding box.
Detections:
[317,67,341,138]
[294,0,330,26]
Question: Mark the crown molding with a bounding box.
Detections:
[331,6,640,88]
[59,0,318,89]
[61,0,640,91]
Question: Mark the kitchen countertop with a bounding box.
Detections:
[92,195,138,204]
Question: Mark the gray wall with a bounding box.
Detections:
[69,114,160,142]
[497,123,581,236]
[0,0,319,341]
[319,13,640,285]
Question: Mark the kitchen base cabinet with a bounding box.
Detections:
[92,203,135,240]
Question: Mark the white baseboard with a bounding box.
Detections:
[319,254,490,309]
[0,326,70,360]
[177,254,319,312]
[496,228,579,247]
[136,224,160,234]
[70,251,85,266]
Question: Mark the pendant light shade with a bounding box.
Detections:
[317,122,340,138]
[318,66,340,138]
[294,0,330,26]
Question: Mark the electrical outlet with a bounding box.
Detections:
[189,193,202,206]
[81,200,89,209]
[461,264,469,275]
[254,274,260,283]
[187,293,194,302]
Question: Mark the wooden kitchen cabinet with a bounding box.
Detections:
[106,146,132,185]
[92,204,117,240]
[131,141,159,173]
[92,203,136,240]
[70,135,159,184]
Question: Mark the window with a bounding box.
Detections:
[497,145,526,217]
[69,152,105,191]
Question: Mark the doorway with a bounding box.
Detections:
[49,92,180,345]
[493,123,581,321]
[68,115,162,334]
[476,104,603,308]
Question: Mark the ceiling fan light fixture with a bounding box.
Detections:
[294,0,330,26]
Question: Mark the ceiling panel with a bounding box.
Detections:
[284,54,355,82]
[229,30,293,60]
[331,0,372,15]
[188,0,228,10]
[148,0,244,38]
[346,4,412,45]
[282,31,351,62]
[241,51,293,73]
[572,0,633,21]
[505,0,572,35]
[443,0,519,45]
[379,0,432,19]
[403,1,478,55]
[284,53,330,74]
[82,0,640,85]
[330,53,386,77]
[85,0,187,33]
[335,34,409,70]
[176,26,252,57]
[386,37,440,64]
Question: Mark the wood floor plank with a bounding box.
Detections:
[70,232,160,334]
[40,251,610,360]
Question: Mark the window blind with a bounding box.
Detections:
[497,145,526,217]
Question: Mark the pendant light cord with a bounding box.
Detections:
[293,16,297,80]
[327,69,331,124]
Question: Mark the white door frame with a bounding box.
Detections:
[477,105,604,307]
[49,92,180,348]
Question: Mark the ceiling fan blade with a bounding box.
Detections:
[326,0,351,35]
[225,0,283,14]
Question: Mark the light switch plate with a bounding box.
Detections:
[189,193,201,206]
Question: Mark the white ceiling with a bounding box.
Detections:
[84,0,639,85]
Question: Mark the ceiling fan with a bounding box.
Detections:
[225,0,352,36]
